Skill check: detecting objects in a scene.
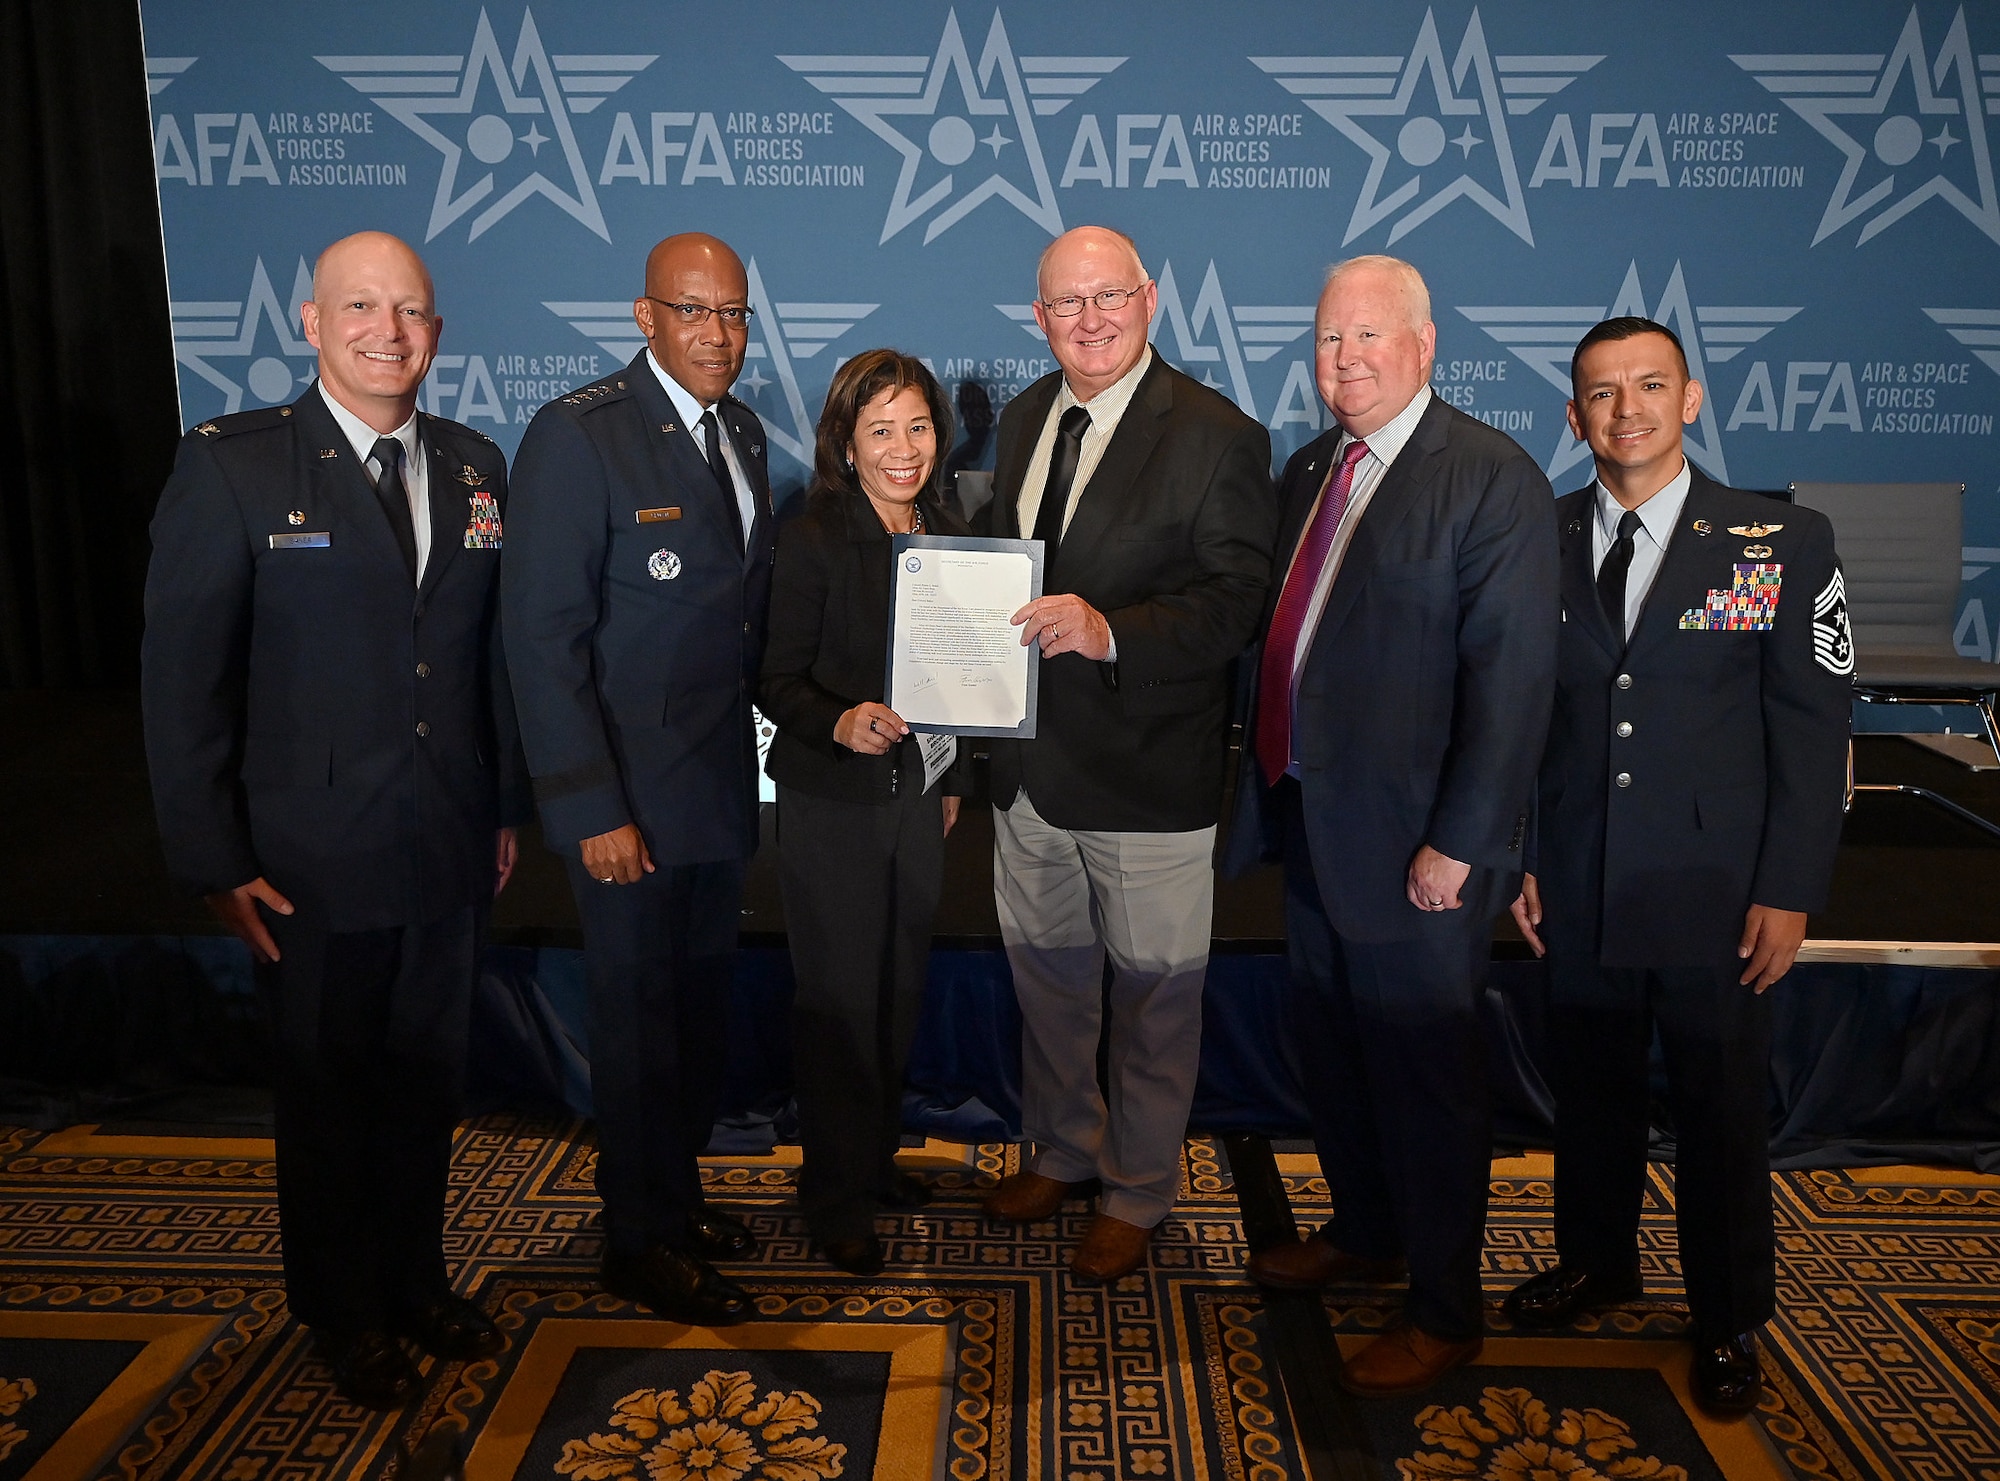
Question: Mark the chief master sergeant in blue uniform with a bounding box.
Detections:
[504,232,773,1326]
[142,231,529,1409]
[1504,316,1852,1417]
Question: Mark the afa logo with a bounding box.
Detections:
[169,256,318,417]
[546,259,878,471]
[320,8,654,242]
[779,9,1124,243]
[1925,306,2000,378]
[1733,6,2000,246]
[996,260,1319,431]
[1254,8,1602,245]
[1459,261,1801,484]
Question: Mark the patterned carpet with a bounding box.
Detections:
[0,1117,1996,1480]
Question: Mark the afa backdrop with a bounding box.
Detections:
[140,0,2000,662]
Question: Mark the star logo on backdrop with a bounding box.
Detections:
[1458,261,1802,484]
[1253,8,1601,246]
[170,257,319,417]
[779,9,1124,244]
[320,8,654,243]
[145,56,194,96]
[545,261,879,470]
[1732,6,2000,246]
[994,260,1316,425]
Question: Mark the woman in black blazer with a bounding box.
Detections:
[758,350,970,1273]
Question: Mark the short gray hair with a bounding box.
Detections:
[1323,254,1431,327]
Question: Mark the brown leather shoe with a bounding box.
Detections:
[1246,1232,1408,1291]
[1071,1213,1153,1281]
[983,1170,1090,1222]
[1339,1320,1484,1397]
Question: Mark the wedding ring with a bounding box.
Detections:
[1426,896,1443,907]
[1052,625,1061,640]
[597,876,614,884]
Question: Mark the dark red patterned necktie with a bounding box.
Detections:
[1254,437,1370,787]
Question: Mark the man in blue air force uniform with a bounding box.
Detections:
[504,233,773,1325]
[143,231,528,1409]
[1504,316,1852,1417]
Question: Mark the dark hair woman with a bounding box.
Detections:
[757,349,971,1274]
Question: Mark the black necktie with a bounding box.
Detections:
[1596,508,1643,638]
[700,409,746,549]
[370,436,418,583]
[1030,405,1092,559]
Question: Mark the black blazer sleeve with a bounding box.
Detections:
[1427,453,1562,869]
[758,507,848,762]
[1106,416,1276,690]
[141,429,262,896]
[1750,512,1851,912]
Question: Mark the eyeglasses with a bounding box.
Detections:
[644,296,755,328]
[1040,283,1150,318]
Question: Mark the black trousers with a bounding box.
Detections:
[1546,955,1775,1343]
[776,783,947,1241]
[259,904,480,1332]
[566,855,745,1259]
[1279,783,1495,1341]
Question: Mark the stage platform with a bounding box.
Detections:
[4,689,1998,953]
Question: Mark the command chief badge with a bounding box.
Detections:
[1813,567,1855,676]
[1680,563,1783,631]
[463,491,503,549]
[648,549,682,581]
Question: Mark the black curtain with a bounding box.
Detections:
[0,0,181,688]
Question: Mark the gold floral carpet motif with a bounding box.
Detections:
[0,1118,1995,1479]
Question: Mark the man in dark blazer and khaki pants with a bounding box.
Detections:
[143,231,526,1408]
[504,233,772,1326]
[1230,254,1559,1395]
[979,226,1277,1280]
[1504,316,1850,1417]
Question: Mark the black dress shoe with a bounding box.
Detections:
[877,1173,933,1209]
[818,1233,885,1275]
[1501,1264,1642,1328]
[602,1245,753,1326]
[398,1291,504,1361]
[687,1206,759,1260]
[317,1328,421,1410]
[1690,1333,1763,1417]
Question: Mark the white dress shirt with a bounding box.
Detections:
[648,351,756,547]
[319,382,429,583]
[1017,347,1156,663]
[1590,458,1692,640]
[1282,385,1434,688]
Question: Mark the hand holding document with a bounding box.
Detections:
[887,536,1044,737]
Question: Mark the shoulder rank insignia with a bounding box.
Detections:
[453,463,486,487]
[1727,523,1782,538]
[1680,562,1783,631]
[561,383,619,408]
[194,421,220,436]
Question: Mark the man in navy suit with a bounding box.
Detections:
[504,233,772,1325]
[1229,255,1559,1395]
[1502,317,1850,1416]
[144,231,527,1408]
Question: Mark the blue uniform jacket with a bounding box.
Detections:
[503,352,774,862]
[141,386,530,930]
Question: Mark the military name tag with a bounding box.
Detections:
[635,506,682,524]
[269,532,331,549]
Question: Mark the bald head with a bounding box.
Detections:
[634,232,750,405]
[312,231,434,312]
[1032,226,1157,402]
[301,230,440,432]
[644,232,745,301]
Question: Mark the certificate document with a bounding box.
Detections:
[887,535,1044,738]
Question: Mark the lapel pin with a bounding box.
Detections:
[750,443,762,456]
[1727,523,1782,538]
[1692,520,1712,536]
[195,422,219,436]
[288,510,306,525]
[661,422,677,434]
[319,447,339,459]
